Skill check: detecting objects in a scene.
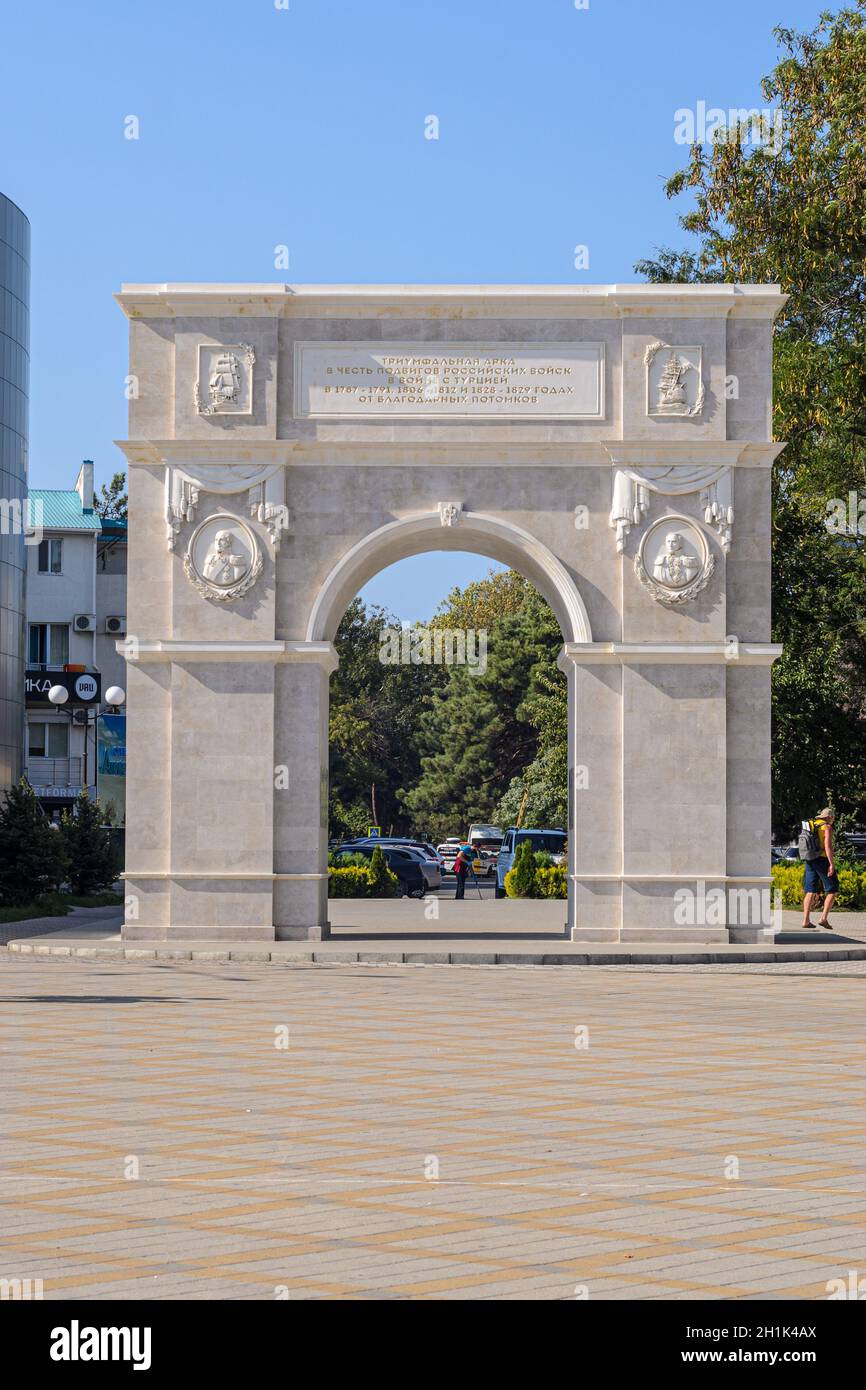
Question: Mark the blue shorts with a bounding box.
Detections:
[804,857,839,893]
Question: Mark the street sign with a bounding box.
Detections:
[25,669,102,707]
[367,825,381,838]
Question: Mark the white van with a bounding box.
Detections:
[467,824,504,878]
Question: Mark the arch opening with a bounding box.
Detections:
[307,511,592,647]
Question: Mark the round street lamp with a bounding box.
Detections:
[47,684,69,705]
[105,686,126,708]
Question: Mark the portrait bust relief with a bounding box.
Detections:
[635,516,715,605]
[203,529,248,585]
[183,514,263,602]
[652,531,701,588]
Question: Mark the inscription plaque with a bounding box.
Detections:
[293,342,605,419]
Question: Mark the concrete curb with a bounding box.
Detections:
[7,940,866,967]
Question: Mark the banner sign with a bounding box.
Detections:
[97,713,126,825]
[25,669,102,707]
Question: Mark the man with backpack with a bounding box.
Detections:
[799,807,839,930]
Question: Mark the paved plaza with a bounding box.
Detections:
[1,950,865,1300]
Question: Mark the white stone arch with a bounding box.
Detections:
[306,510,593,645]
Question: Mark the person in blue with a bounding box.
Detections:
[802,807,839,930]
[453,845,472,900]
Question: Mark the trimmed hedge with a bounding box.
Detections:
[328,863,400,899]
[504,861,568,900]
[533,865,568,899]
[772,861,866,910]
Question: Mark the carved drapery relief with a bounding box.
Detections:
[164,463,288,552]
[609,464,733,554]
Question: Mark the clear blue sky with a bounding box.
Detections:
[1,0,823,620]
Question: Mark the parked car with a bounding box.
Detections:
[330,843,427,897]
[437,842,460,873]
[495,827,567,899]
[340,840,442,891]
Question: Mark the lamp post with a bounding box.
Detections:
[46,684,71,794]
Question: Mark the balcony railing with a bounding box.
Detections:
[26,757,84,788]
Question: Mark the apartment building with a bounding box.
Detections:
[24,461,127,820]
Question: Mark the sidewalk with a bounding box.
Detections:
[7,905,866,966]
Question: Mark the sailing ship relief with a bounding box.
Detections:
[644,342,704,417]
[195,343,256,415]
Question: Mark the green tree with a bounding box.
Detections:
[494,663,568,829]
[401,589,563,841]
[59,791,118,895]
[635,2,866,835]
[367,845,398,897]
[432,568,535,630]
[0,780,67,905]
[329,598,446,838]
[507,839,537,898]
[95,472,128,520]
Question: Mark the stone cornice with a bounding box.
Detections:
[116,438,785,468]
[115,282,788,321]
[118,639,339,670]
[558,642,783,667]
[602,441,786,469]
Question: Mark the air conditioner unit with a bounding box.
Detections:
[104,615,126,635]
[74,613,96,633]
[72,708,89,726]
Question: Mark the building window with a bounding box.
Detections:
[28,723,69,758]
[37,537,63,574]
[28,623,69,667]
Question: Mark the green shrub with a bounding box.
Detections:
[835,866,866,910]
[328,860,399,899]
[59,791,119,895]
[328,866,375,898]
[505,840,537,898]
[0,780,67,906]
[534,865,568,899]
[772,862,804,908]
[368,845,397,896]
[771,861,866,910]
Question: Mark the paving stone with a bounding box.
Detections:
[3,952,866,1300]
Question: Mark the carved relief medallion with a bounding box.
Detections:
[634,515,715,605]
[644,343,705,417]
[183,513,263,602]
[194,344,255,416]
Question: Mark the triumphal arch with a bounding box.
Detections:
[115,283,784,942]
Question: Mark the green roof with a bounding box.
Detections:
[27,489,102,532]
